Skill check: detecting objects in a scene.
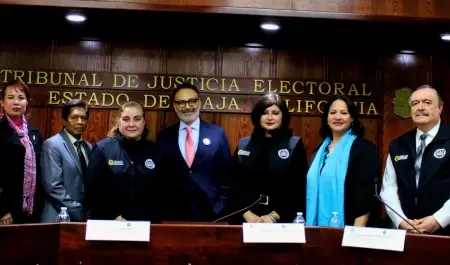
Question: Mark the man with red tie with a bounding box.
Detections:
[156,83,232,222]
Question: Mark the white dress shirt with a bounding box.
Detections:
[65,129,89,164]
[380,119,450,228]
[178,117,200,161]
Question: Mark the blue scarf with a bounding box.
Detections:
[306,130,356,227]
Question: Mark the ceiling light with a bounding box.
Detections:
[66,13,86,23]
[400,50,415,54]
[245,43,264,47]
[260,22,280,31]
[440,33,450,41]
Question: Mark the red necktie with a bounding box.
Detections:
[185,125,194,167]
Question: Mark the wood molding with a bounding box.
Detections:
[1,0,450,22]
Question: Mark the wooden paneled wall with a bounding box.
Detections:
[3,0,450,20]
[1,39,442,167]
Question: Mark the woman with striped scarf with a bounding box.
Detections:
[0,79,42,225]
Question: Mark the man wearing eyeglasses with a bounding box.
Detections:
[156,83,232,222]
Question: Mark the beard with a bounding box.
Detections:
[176,106,200,124]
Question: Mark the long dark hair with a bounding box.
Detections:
[319,94,364,139]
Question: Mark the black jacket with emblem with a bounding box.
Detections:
[85,132,161,222]
[230,130,308,223]
[0,115,42,223]
[389,124,450,234]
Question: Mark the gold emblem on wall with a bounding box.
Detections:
[392,87,413,119]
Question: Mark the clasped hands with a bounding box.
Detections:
[400,215,441,234]
[243,211,278,223]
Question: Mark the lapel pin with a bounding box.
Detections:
[203,138,211,146]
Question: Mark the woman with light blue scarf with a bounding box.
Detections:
[306,95,379,228]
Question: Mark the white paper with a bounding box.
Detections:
[342,226,406,252]
[243,223,306,243]
[85,219,150,242]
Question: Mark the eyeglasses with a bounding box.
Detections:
[173,98,199,108]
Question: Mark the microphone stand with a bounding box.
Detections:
[374,184,422,234]
[213,194,265,223]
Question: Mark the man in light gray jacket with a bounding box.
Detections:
[40,99,92,222]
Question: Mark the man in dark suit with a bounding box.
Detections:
[381,85,450,235]
[156,83,232,222]
[40,99,92,222]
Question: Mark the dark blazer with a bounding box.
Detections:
[310,137,379,226]
[0,115,42,223]
[231,131,309,223]
[156,120,231,221]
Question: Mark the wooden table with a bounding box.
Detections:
[1,223,449,265]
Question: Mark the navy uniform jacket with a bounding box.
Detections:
[389,124,450,235]
[231,131,309,223]
[156,120,232,222]
[85,134,161,222]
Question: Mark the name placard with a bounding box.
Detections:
[85,220,150,242]
[243,223,306,243]
[342,226,406,252]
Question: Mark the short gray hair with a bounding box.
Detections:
[408,84,443,106]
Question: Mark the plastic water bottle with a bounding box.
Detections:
[329,212,340,228]
[56,207,71,223]
[293,212,305,224]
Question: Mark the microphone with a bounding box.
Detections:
[374,182,422,234]
[213,194,266,223]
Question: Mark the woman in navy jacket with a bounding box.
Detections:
[230,93,308,224]
[85,101,160,222]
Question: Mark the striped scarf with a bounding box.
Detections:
[6,114,36,215]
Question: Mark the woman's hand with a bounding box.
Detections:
[115,215,126,221]
[260,215,275,223]
[243,211,261,223]
[0,212,13,225]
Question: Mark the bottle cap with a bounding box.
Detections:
[297,212,303,215]
[332,212,338,215]
[61,207,67,210]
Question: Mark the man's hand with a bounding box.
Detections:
[399,219,420,233]
[415,216,441,234]
[0,213,13,225]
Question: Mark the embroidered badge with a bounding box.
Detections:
[237,149,250,156]
[278,149,289,159]
[434,149,446,159]
[145,159,155,169]
[108,160,124,166]
[203,138,211,146]
[394,155,408,162]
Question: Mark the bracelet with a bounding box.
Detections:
[268,212,278,223]
[271,211,280,221]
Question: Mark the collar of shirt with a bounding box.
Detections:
[179,117,200,132]
[65,129,83,145]
[416,119,441,143]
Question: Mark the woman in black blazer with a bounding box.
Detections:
[0,79,42,225]
[306,94,379,227]
[230,93,308,224]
